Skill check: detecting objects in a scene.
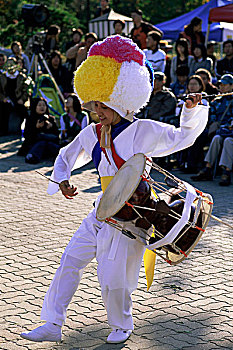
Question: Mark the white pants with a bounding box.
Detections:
[40,206,145,330]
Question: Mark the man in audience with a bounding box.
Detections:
[144,31,166,72]
[137,72,176,123]
[191,74,233,185]
[207,41,217,70]
[130,9,162,50]
[10,41,30,74]
[66,32,98,69]
[0,57,30,135]
[94,0,111,18]
[207,74,233,138]
[191,119,233,186]
[113,19,126,36]
[0,53,7,72]
[195,68,219,98]
[216,40,233,78]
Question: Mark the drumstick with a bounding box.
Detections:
[181,92,233,101]
[35,170,60,185]
[208,213,233,230]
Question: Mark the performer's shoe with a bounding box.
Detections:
[106,329,132,344]
[20,322,62,343]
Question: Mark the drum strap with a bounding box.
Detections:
[96,123,125,169]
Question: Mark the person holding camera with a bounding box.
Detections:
[18,97,60,164]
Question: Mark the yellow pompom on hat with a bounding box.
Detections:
[74,35,153,121]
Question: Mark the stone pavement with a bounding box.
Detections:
[0,135,233,350]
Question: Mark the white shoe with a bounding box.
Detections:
[20,322,62,342]
[106,329,132,344]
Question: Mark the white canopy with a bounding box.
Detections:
[88,10,133,39]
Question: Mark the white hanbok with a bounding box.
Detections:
[41,104,208,330]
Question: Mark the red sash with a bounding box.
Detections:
[96,123,125,169]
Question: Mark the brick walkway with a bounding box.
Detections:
[0,136,233,350]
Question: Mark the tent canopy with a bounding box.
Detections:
[155,0,233,41]
[209,3,233,22]
[88,10,133,39]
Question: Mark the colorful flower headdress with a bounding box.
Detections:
[74,35,153,121]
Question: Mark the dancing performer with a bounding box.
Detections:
[20,35,208,344]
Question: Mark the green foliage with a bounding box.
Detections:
[0,0,210,50]
[0,0,81,51]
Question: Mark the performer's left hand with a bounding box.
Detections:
[185,93,202,109]
[59,180,78,199]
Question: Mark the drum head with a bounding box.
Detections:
[96,153,146,221]
[166,193,213,265]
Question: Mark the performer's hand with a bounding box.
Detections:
[59,180,78,199]
[185,93,202,109]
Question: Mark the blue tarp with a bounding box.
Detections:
[155,0,233,41]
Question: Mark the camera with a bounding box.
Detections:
[38,114,49,123]
[30,34,45,55]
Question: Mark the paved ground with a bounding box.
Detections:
[0,135,233,350]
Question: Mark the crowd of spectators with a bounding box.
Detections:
[1,3,233,186]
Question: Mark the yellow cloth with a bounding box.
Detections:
[144,248,156,291]
[144,187,158,290]
[101,176,114,193]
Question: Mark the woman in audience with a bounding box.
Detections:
[60,94,88,145]
[189,44,213,76]
[18,97,60,164]
[46,51,70,94]
[179,17,205,55]
[170,38,193,83]
[179,75,208,173]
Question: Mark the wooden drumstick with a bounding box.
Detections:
[35,170,60,185]
[182,92,233,101]
[207,213,233,230]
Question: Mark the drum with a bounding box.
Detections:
[96,153,213,265]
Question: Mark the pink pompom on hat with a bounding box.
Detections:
[74,35,152,121]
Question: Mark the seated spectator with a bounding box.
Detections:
[137,71,176,122]
[183,74,233,175]
[43,25,60,59]
[160,40,173,86]
[191,119,233,186]
[0,53,7,72]
[10,41,30,74]
[170,65,189,98]
[60,94,88,145]
[195,68,219,98]
[113,19,126,36]
[18,97,60,164]
[170,38,194,83]
[66,32,98,69]
[0,57,30,135]
[144,31,166,72]
[46,51,70,94]
[177,74,207,173]
[64,28,84,92]
[207,74,233,138]
[216,40,233,78]
[130,9,163,50]
[207,41,217,70]
[94,0,111,18]
[190,44,213,76]
[179,17,205,55]
[65,28,83,52]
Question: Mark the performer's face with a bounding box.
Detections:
[94,102,118,126]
